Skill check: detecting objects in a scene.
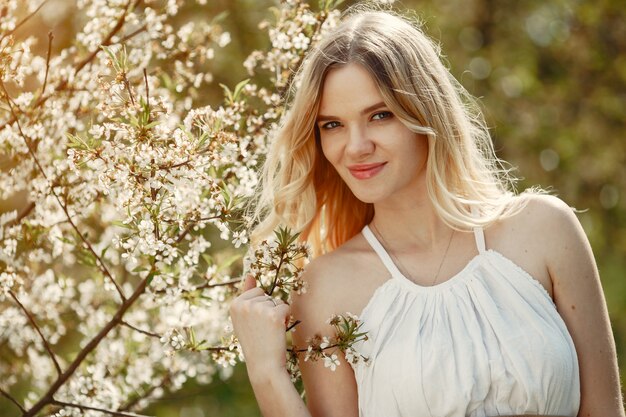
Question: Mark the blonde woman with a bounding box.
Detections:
[229,7,624,417]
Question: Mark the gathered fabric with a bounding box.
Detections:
[350,225,580,417]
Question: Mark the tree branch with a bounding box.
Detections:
[8,290,62,376]
[51,400,152,417]
[40,31,53,97]
[118,24,148,44]
[0,0,51,41]
[23,274,152,417]
[5,201,35,228]
[174,215,222,244]
[0,79,127,302]
[121,320,161,339]
[0,0,142,132]
[0,387,25,413]
[153,277,241,295]
[120,373,171,412]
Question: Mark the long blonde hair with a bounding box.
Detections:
[250,8,531,257]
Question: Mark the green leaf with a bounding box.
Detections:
[146,271,155,286]
[161,73,174,91]
[66,132,90,150]
[112,220,133,229]
[76,248,96,267]
[211,10,229,24]
[232,79,250,103]
[220,83,234,104]
[217,253,243,272]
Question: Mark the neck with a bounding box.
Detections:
[371,192,450,252]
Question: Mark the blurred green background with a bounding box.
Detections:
[2,0,625,415]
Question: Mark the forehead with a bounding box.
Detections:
[318,63,385,115]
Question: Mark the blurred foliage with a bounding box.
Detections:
[1,0,624,415]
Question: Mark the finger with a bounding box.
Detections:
[250,295,280,305]
[246,295,270,304]
[238,286,266,300]
[239,274,257,294]
[274,303,291,320]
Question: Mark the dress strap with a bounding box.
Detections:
[362,225,403,279]
[470,206,486,253]
[473,226,486,254]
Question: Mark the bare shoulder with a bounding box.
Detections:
[487,194,585,296]
[492,194,580,246]
[518,193,594,273]
[290,234,380,341]
[517,193,576,222]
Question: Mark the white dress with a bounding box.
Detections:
[349,224,580,417]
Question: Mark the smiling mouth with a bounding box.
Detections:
[348,163,387,180]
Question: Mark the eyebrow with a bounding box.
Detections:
[316,101,387,122]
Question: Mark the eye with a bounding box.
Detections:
[371,111,393,121]
[320,121,341,130]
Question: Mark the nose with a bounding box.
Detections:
[346,124,375,159]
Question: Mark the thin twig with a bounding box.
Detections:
[195,277,242,290]
[0,387,25,413]
[143,68,149,109]
[286,319,301,332]
[40,31,54,97]
[156,158,191,170]
[9,290,62,376]
[0,80,127,302]
[69,0,142,80]
[51,400,152,417]
[1,0,51,41]
[0,0,142,132]
[174,215,222,244]
[199,345,236,352]
[268,253,285,295]
[123,76,135,107]
[120,373,171,412]
[121,320,161,339]
[5,201,35,227]
[154,277,242,295]
[23,274,152,417]
[277,12,328,100]
[118,24,148,44]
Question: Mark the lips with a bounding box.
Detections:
[348,162,387,180]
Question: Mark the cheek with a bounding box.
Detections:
[412,134,429,159]
[319,137,339,165]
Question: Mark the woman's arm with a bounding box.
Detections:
[230,276,312,417]
[289,256,360,417]
[535,195,624,416]
[230,258,359,417]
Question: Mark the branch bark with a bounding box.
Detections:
[121,320,161,339]
[0,0,142,132]
[0,387,26,413]
[50,400,152,417]
[9,291,62,376]
[119,373,171,412]
[23,275,151,417]
[0,79,128,302]
[0,0,51,41]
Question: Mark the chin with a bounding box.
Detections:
[349,188,387,205]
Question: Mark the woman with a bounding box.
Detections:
[229,7,624,417]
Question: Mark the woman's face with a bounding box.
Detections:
[317,63,429,204]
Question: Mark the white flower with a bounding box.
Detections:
[319,336,330,350]
[218,32,231,47]
[232,230,248,248]
[323,353,340,371]
[304,345,313,362]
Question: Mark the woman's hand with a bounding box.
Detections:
[229,275,291,379]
